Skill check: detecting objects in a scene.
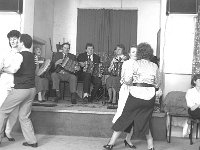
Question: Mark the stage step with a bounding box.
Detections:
[13,102,166,141]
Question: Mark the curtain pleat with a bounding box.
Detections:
[76,9,137,62]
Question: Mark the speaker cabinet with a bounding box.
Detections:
[166,0,198,15]
[0,0,23,14]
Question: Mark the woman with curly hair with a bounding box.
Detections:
[103,42,160,150]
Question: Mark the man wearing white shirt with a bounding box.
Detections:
[0,30,23,141]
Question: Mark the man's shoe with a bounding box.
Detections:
[22,142,38,148]
[4,132,15,141]
[88,96,93,103]
[82,96,88,104]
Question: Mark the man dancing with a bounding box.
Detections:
[0,34,38,147]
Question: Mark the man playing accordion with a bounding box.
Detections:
[77,43,102,103]
[51,42,80,104]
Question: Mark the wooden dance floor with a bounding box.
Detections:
[13,97,167,141]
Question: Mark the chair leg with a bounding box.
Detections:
[168,115,172,143]
[190,120,193,145]
[196,123,199,139]
[63,82,66,100]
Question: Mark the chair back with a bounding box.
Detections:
[163,91,188,115]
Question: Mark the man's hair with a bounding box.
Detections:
[62,42,70,49]
[20,34,33,49]
[7,30,21,39]
[136,42,153,60]
[191,74,200,87]
[85,43,94,49]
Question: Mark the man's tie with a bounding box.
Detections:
[88,55,91,61]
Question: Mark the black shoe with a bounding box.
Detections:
[22,142,38,148]
[82,96,88,104]
[107,104,118,109]
[124,140,136,149]
[148,148,155,150]
[103,144,113,150]
[37,100,45,103]
[4,132,15,141]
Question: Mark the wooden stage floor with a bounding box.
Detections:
[32,96,116,114]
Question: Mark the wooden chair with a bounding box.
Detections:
[164,91,188,143]
[167,112,189,143]
[164,91,200,145]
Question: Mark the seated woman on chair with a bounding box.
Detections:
[34,47,49,102]
[106,44,127,108]
[186,74,200,119]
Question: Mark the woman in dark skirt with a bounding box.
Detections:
[106,44,127,107]
[103,42,160,150]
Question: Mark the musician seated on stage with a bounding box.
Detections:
[34,47,49,102]
[77,43,102,103]
[51,42,80,104]
[106,44,127,108]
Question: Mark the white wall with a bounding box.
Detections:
[0,0,35,53]
[0,13,21,52]
[33,0,54,59]
[53,0,160,55]
[159,0,196,97]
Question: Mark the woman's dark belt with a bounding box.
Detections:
[132,83,155,87]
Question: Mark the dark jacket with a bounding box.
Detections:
[77,52,101,72]
[77,52,100,63]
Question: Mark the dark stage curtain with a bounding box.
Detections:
[76,9,137,62]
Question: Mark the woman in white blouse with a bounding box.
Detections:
[103,43,159,150]
[0,30,23,141]
[186,74,200,119]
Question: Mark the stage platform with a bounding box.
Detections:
[13,97,167,141]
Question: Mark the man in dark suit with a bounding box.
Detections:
[77,43,102,103]
[51,42,79,104]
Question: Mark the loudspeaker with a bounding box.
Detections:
[0,0,23,14]
[166,0,198,15]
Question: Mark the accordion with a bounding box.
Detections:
[83,61,104,78]
[110,62,123,76]
[55,57,80,74]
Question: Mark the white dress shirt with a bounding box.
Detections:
[185,87,200,108]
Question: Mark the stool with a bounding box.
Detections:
[189,117,200,145]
